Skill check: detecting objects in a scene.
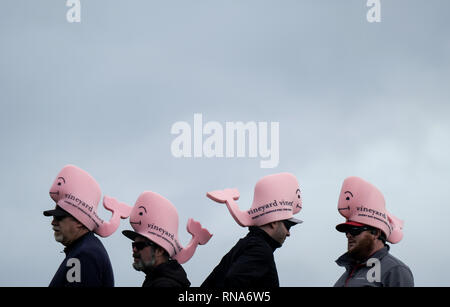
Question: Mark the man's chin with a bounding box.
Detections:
[132,262,143,272]
[133,260,153,272]
[348,245,371,261]
[54,233,64,243]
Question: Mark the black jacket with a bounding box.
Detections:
[201,226,281,288]
[49,232,114,287]
[142,259,191,288]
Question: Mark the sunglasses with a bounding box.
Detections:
[54,215,70,222]
[281,220,294,231]
[345,226,372,237]
[132,241,155,251]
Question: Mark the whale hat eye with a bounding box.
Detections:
[57,177,66,186]
[344,191,353,201]
[138,206,147,216]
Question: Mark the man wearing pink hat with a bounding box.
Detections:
[122,191,212,287]
[201,172,303,287]
[43,165,132,287]
[334,176,414,287]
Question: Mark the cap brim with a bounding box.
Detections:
[336,221,366,232]
[287,217,303,225]
[122,230,141,241]
[43,206,71,218]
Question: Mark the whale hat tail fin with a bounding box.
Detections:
[174,218,213,264]
[206,188,251,227]
[95,196,133,237]
[386,213,404,244]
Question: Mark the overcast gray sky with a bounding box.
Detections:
[1,0,449,286]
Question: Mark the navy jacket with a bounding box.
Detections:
[49,232,114,287]
[201,226,281,288]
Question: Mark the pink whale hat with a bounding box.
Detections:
[44,165,133,237]
[206,172,303,227]
[122,191,213,264]
[336,176,404,244]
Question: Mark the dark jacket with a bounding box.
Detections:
[49,232,114,287]
[334,245,414,287]
[201,226,281,288]
[142,259,191,288]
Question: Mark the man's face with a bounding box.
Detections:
[51,215,83,246]
[132,236,155,272]
[272,221,291,245]
[346,228,376,260]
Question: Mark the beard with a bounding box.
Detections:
[132,260,146,271]
[348,234,375,261]
[132,253,155,272]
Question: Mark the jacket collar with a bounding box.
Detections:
[143,259,191,287]
[249,226,282,251]
[336,245,390,268]
[64,232,92,255]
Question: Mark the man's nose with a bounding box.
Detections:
[346,232,353,239]
[51,218,58,226]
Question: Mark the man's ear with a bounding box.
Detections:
[154,246,166,257]
[377,229,383,240]
[70,217,83,228]
[75,220,88,231]
[370,229,381,238]
[270,221,282,229]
